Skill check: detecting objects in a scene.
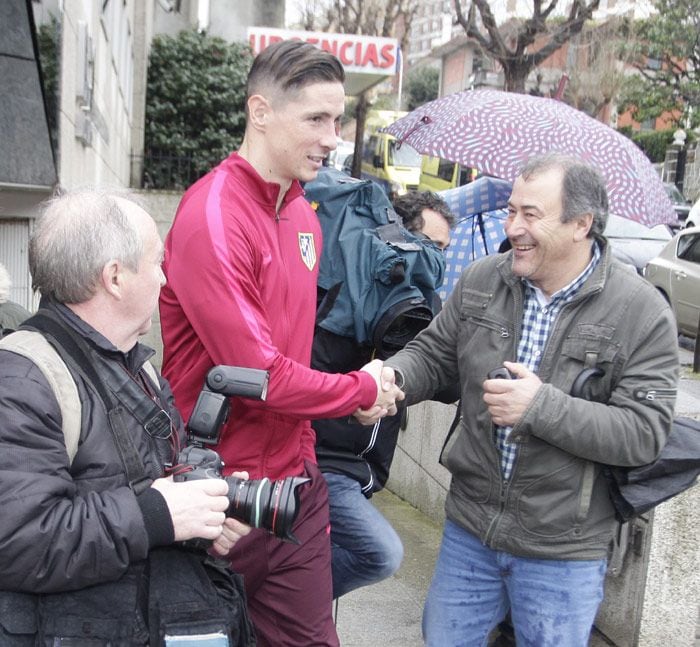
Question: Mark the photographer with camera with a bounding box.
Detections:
[312,190,456,599]
[159,41,403,647]
[0,190,253,645]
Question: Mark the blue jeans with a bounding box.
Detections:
[324,472,404,598]
[423,519,606,647]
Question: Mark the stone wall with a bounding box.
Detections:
[664,134,700,204]
[682,139,700,203]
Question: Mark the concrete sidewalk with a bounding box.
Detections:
[334,342,700,647]
[334,488,440,646]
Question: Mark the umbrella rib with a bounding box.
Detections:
[395,115,432,149]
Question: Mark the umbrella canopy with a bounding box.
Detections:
[438,177,510,300]
[387,89,676,228]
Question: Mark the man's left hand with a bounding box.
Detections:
[211,517,252,556]
[210,471,252,557]
[482,361,541,427]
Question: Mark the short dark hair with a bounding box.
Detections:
[392,191,455,233]
[247,40,345,101]
[519,153,609,237]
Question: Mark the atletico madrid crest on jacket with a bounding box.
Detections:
[298,233,317,271]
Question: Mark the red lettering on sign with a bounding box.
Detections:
[320,39,338,56]
[339,41,353,65]
[362,43,379,67]
[380,44,396,69]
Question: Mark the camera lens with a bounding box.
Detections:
[225,476,310,544]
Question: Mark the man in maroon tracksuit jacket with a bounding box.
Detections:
[159,41,403,646]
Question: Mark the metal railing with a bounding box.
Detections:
[131,152,223,190]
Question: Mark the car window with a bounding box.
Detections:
[437,158,456,182]
[387,140,422,168]
[677,232,700,264]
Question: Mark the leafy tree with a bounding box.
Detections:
[144,30,252,189]
[618,0,700,129]
[405,66,439,111]
[453,0,602,93]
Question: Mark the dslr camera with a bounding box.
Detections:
[174,365,309,544]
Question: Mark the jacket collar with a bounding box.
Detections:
[497,236,613,300]
[40,298,155,372]
[221,152,305,212]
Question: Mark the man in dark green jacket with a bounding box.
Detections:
[382,153,679,646]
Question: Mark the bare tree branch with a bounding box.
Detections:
[453,0,602,92]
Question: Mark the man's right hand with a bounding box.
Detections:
[151,476,230,542]
[355,360,405,424]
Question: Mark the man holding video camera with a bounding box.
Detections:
[0,190,253,645]
[159,41,403,646]
[312,190,456,599]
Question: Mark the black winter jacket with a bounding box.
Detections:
[0,302,178,640]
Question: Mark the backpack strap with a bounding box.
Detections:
[25,311,155,493]
[0,330,82,463]
[142,361,159,390]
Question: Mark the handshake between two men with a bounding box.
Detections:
[352,359,545,427]
[354,359,405,425]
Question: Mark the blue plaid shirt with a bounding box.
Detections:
[496,242,602,479]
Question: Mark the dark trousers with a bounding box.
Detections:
[229,461,338,647]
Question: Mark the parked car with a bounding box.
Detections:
[663,182,692,225]
[644,226,700,338]
[326,139,354,172]
[686,194,700,229]
[604,214,673,274]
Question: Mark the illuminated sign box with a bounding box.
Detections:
[247,27,399,95]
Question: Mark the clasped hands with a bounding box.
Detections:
[353,359,404,425]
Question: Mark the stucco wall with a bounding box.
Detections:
[134,189,182,368]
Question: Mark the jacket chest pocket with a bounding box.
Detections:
[559,325,620,402]
[458,288,512,363]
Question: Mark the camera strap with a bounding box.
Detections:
[23,310,164,494]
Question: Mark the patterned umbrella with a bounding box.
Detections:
[438,177,510,300]
[387,89,676,227]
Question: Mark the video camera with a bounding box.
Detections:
[174,365,309,544]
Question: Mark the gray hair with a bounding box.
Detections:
[0,262,11,303]
[519,153,609,237]
[30,189,144,304]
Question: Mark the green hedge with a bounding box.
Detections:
[617,127,675,163]
[143,31,253,189]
